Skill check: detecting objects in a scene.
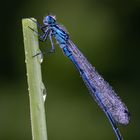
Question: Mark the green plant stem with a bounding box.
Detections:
[22,18,48,140]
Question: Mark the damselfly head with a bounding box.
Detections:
[43,15,56,25]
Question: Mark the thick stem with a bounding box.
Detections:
[22,18,48,140]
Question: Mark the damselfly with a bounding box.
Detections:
[29,15,130,140]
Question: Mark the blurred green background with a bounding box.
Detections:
[0,0,140,140]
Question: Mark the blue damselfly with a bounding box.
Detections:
[29,15,130,140]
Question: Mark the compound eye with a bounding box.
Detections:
[43,17,48,25]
